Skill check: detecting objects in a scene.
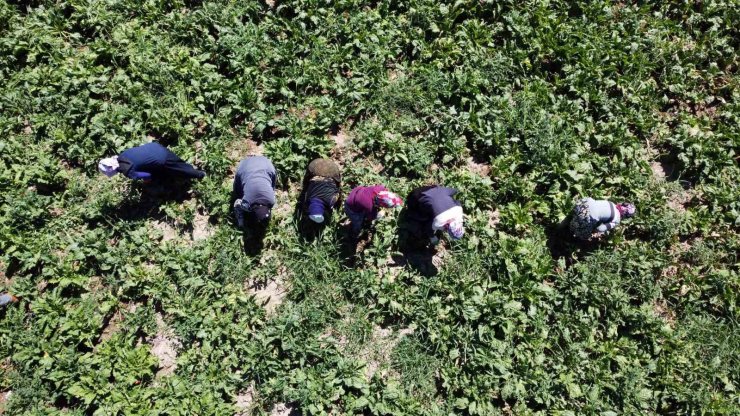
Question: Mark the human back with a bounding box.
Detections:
[235,156,277,207]
[119,142,170,172]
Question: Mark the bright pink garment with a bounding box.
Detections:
[346,185,387,219]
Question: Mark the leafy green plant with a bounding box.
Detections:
[0,1,738,415]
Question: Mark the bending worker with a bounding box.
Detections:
[233,156,277,229]
[98,142,205,182]
[345,184,403,239]
[405,185,464,245]
[302,158,342,224]
[569,197,636,240]
[0,293,18,307]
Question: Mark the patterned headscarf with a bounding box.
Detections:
[446,219,464,240]
[375,191,403,208]
[617,203,636,218]
[98,156,119,177]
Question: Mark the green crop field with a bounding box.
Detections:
[0,1,738,414]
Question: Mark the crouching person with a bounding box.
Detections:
[0,293,18,307]
[299,158,341,239]
[402,185,464,248]
[345,185,403,239]
[233,156,277,254]
[98,142,205,195]
[569,197,635,240]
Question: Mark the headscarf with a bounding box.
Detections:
[98,156,120,177]
[308,198,326,223]
[617,203,636,218]
[375,191,403,208]
[446,219,464,240]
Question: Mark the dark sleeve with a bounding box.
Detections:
[443,187,458,197]
[232,174,243,199]
[129,170,152,180]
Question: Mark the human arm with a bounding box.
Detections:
[234,200,247,228]
[128,170,152,180]
[441,187,458,197]
[596,221,619,233]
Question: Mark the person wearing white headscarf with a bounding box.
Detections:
[98,142,205,181]
[405,185,464,245]
[569,198,636,240]
[97,157,120,177]
[0,293,18,307]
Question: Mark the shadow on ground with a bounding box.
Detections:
[544,216,603,267]
[101,178,196,223]
[394,209,438,277]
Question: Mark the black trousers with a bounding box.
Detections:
[162,151,205,179]
[403,185,436,239]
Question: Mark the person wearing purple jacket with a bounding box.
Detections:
[344,185,403,238]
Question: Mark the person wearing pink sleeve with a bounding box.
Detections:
[344,185,403,238]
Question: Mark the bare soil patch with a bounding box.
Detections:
[330,127,350,150]
[273,189,297,221]
[22,119,32,135]
[270,403,298,416]
[0,262,12,289]
[288,106,318,120]
[387,69,401,81]
[247,270,289,315]
[650,159,697,212]
[228,137,264,167]
[149,313,181,378]
[98,303,138,344]
[650,161,666,180]
[192,210,213,241]
[360,325,416,380]
[235,384,256,416]
[329,125,352,167]
[488,209,501,229]
[466,157,491,177]
[653,300,676,326]
[99,310,123,344]
[666,188,696,213]
[0,390,11,414]
[660,265,679,280]
[151,220,179,243]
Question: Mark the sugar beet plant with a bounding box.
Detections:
[0,0,738,415]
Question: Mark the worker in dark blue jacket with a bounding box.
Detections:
[98,142,205,182]
[404,185,464,244]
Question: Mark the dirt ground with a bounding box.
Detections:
[149,313,181,378]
